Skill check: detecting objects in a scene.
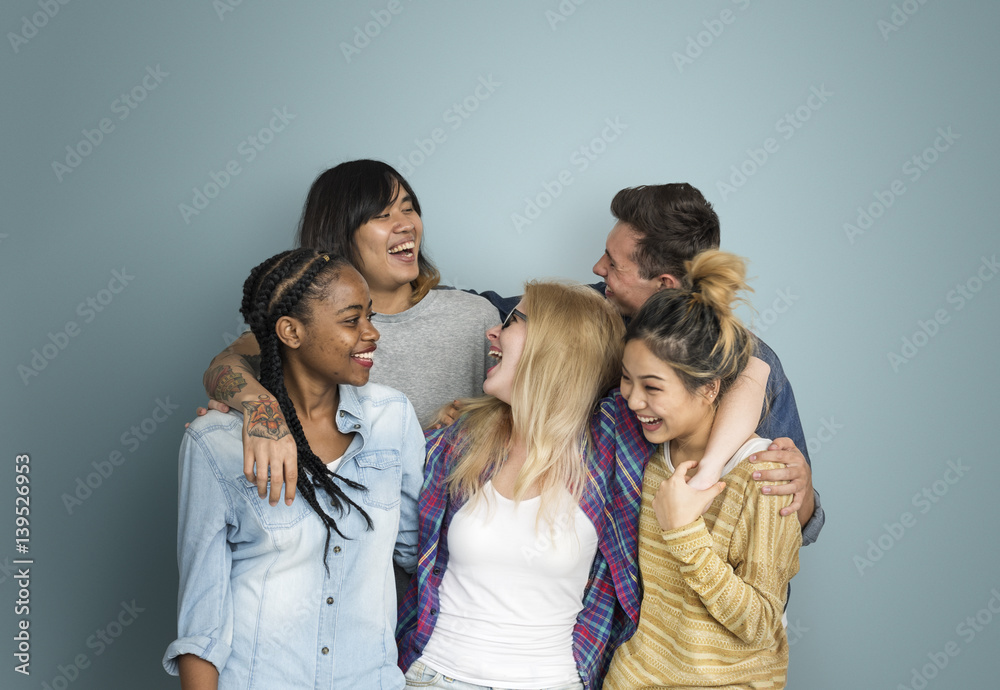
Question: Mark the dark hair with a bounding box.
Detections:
[610,183,721,282]
[625,249,754,402]
[240,248,373,568]
[296,159,441,303]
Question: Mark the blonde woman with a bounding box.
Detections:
[604,250,802,689]
[396,282,626,690]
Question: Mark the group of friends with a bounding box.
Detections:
[162,159,824,689]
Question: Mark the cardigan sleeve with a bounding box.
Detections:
[659,461,801,648]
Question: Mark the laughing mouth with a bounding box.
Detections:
[351,348,375,362]
[488,347,502,360]
[388,240,415,255]
[636,414,661,424]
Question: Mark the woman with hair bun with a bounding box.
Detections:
[164,249,424,689]
[603,250,802,689]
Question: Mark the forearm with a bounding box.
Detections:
[662,518,787,647]
[203,333,268,406]
[701,356,769,472]
[178,654,219,690]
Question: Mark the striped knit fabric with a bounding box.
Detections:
[604,441,801,689]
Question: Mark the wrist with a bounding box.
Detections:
[797,488,816,525]
[661,517,712,561]
[229,383,276,409]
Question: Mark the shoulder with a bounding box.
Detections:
[589,388,650,453]
[422,424,460,481]
[726,438,785,491]
[350,382,414,417]
[429,288,501,321]
[751,335,786,377]
[589,392,620,435]
[179,410,245,476]
[583,396,619,478]
[347,384,423,459]
[424,421,461,453]
[183,409,244,444]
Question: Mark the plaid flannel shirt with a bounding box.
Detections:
[395,391,654,690]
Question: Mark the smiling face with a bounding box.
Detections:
[288,267,380,388]
[620,339,716,446]
[354,180,423,298]
[482,302,528,404]
[592,222,664,317]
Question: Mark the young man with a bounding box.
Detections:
[480,183,822,544]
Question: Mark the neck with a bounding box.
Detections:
[668,409,716,469]
[508,433,527,461]
[369,281,415,315]
[281,357,340,422]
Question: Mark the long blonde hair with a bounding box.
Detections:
[446,281,624,523]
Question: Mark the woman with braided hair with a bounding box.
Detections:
[164,249,424,690]
[603,249,802,689]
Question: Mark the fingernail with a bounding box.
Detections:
[762,486,771,494]
[749,454,757,462]
[753,472,761,479]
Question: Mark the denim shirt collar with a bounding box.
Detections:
[336,384,369,441]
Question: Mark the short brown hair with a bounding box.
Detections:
[610,183,720,283]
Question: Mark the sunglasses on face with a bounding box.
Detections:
[502,308,527,329]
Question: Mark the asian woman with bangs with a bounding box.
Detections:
[199,159,499,508]
[604,250,802,689]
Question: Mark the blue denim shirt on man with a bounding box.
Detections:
[163,383,424,689]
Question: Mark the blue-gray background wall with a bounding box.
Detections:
[2,1,998,688]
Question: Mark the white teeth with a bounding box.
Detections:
[636,415,660,424]
[488,347,502,359]
[388,240,415,254]
[353,351,373,360]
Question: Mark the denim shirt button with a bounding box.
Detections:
[353,424,360,429]
[321,646,329,655]
[333,546,341,554]
[339,411,346,417]
[326,597,334,605]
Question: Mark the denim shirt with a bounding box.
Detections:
[163,383,424,689]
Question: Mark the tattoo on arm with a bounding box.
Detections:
[242,395,290,440]
[207,364,248,402]
[239,354,261,378]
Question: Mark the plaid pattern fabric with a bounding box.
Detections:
[395,391,654,690]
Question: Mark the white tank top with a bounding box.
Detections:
[417,481,598,688]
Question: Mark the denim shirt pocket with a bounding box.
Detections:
[353,450,402,510]
[235,476,314,530]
